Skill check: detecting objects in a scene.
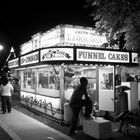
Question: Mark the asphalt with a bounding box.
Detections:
[0,109,74,140]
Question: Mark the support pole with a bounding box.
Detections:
[60,64,65,111]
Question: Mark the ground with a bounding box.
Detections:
[0,127,13,140]
[11,94,140,140]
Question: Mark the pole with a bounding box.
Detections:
[60,64,65,111]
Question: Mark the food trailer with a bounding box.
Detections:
[8,24,139,121]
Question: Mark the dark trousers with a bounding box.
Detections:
[69,99,92,134]
[1,96,12,113]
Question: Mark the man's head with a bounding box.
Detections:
[126,73,130,77]
[80,77,88,87]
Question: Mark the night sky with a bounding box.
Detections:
[0,0,94,67]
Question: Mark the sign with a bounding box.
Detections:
[21,41,33,55]
[40,28,61,48]
[10,47,14,53]
[64,27,107,46]
[77,49,129,63]
[6,47,16,62]
[8,58,19,68]
[131,52,138,64]
[32,33,40,50]
[41,48,73,61]
[20,51,39,66]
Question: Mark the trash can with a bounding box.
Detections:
[118,92,128,114]
[64,103,72,123]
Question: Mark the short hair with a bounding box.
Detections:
[2,77,9,86]
[80,77,88,86]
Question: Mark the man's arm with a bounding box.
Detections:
[84,88,90,100]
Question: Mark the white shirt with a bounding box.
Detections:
[0,82,14,96]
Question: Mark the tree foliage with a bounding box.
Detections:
[85,0,140,52]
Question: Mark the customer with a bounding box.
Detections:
[69,77,93,135]
[126,73,134,82]
[0,77,14,114]
[115,100,140,133]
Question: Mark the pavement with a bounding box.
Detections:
[0,109,74,140]
[0,107,140,140]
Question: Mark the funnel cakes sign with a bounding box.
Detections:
[41,48,73,61]
[77,49,129,63]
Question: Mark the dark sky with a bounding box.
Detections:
[0,0,94,67]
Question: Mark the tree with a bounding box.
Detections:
[85,0,140,53]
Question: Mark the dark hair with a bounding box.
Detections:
[80,77,88,86]
[126,73,130,76]
[2,77,8,86]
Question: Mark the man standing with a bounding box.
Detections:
[69,77,93,135]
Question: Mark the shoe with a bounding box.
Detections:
[83,115,93,120]
[69,131,75,135]
[113,117,119,122]
[114,128,122,133]
[8,110,12,113]
[69,130,79,135]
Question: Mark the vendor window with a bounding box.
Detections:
[22,69,36,91]
[38,68,60,90]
